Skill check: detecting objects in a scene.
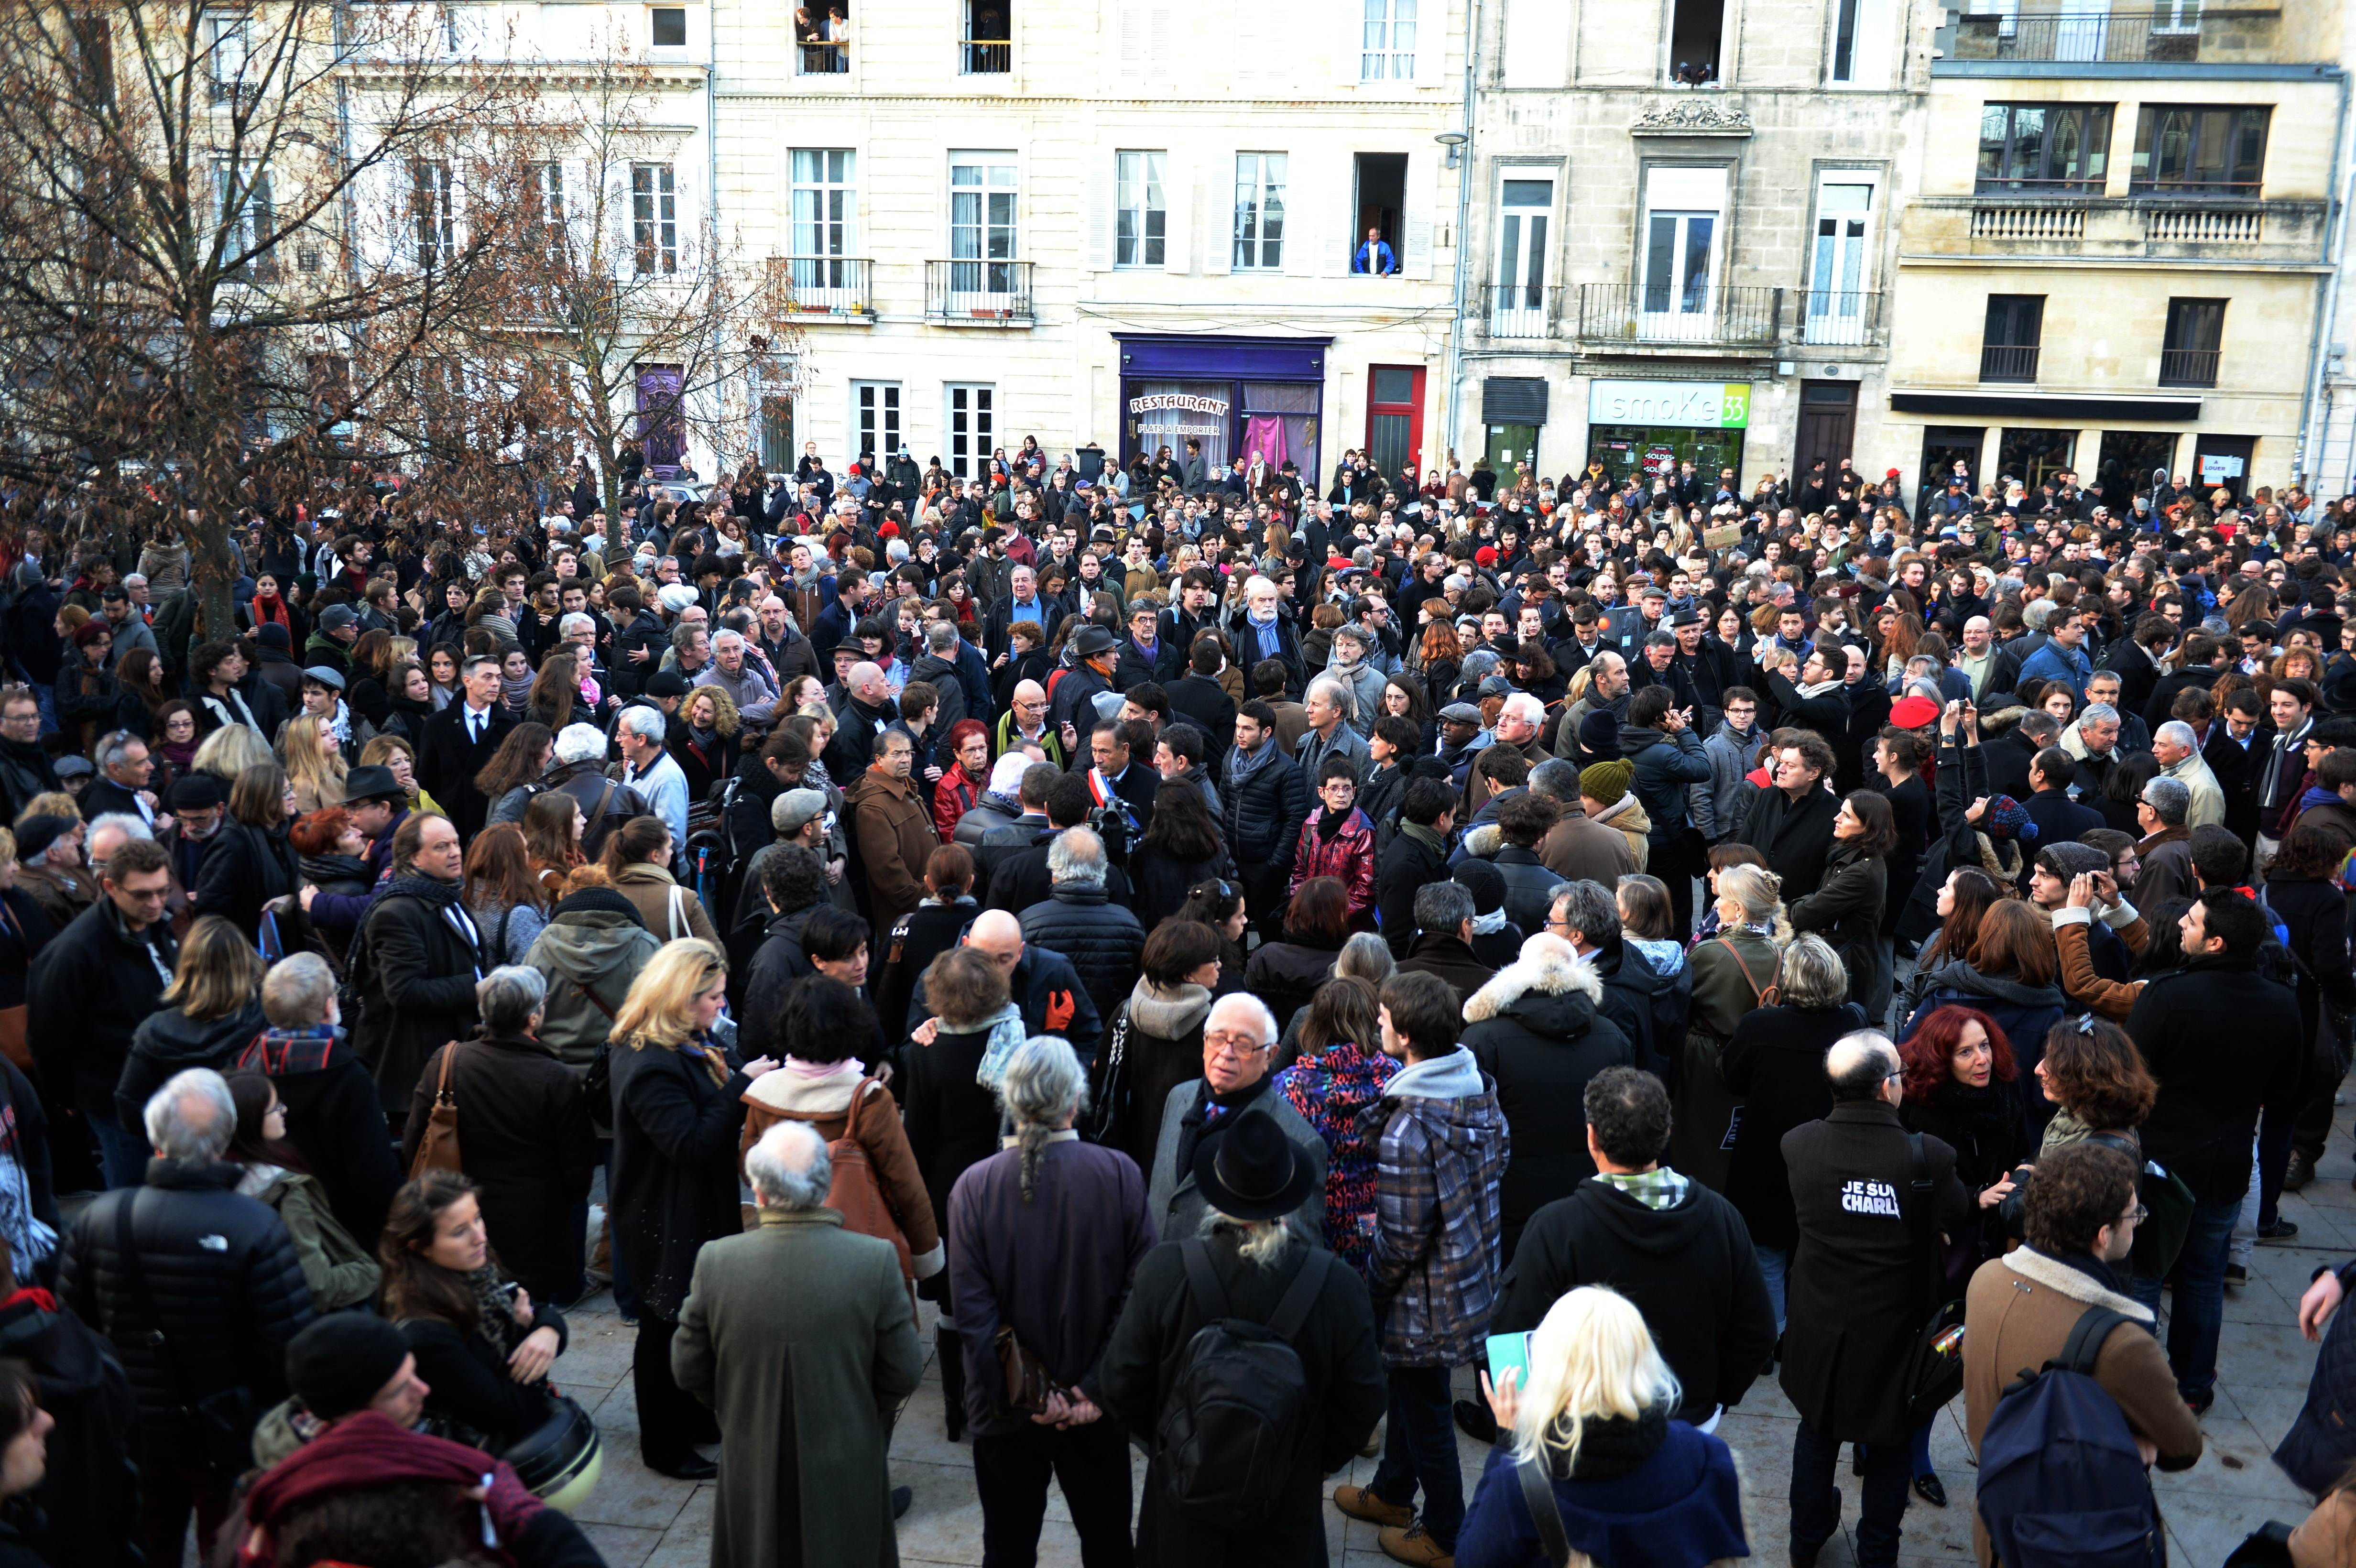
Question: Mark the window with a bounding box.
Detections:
[217,161,273,279]
[2160,297,2225,387]
[1362,0,1415,80]
[1643,211,1715,315]
[2134,105,2268,195]
[758,395,794,471]
[964,0,1010,72]
[946,384,993,480]
[790,149,854,290]
[854,382,901,463]
[1667,0,1723,83]
[1490,177,1550,333]
[410,159,452,270]
[525,162,563,246]
[70,13,113,104]
[949,155,1017,293]
[1977,104,2113,192]
[797,2,848,72]
[1233,152,1287,270]
[632,162,676,276]
[1354,152,1406,275]
[1115,151,1165,268]
[1805,179,1873,343]
[1980,294,2044,382]
[206,11,249,103]
[650,6,686,45]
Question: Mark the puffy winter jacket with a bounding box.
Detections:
[115,999,268,1135]
[524,889,660,1073]
[1460,947,1636,1256]
[1617,721,1712,849]
[1224,746,1310,875]
[1017,884,1145,1040]
[56,1159,314,1437]
[1363,1046,1511,1367]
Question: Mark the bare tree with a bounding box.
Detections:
[0,0,541,639]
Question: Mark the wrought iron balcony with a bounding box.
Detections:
[772,256,873,317]
[1573,283,1784,349]
[1979,343,2040,382]
[925,259,1033,326]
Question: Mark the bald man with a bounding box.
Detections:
[996,677,1064,767]
[904,907,1102,1061]
[825,658,901,782]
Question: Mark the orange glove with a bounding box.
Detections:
[1044,989,1076,1033]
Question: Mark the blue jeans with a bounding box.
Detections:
[2128,1189,2243,1399]
[1372,1364,1463,1550]
[1755,1244,1791,1334]
[92,1114,147,1190]
[1791,1418,1910,1568]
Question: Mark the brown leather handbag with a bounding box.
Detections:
[409,1042,464,1177]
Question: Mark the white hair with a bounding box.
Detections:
[617,706,666,745]
[1207,991,1278,1047]
[554,722,610,765]
[712,629,745,652]
[1501,692,1545,726]
[87,812,153,846]
[145,1067,235,1161]
[2155,719,2199,752]
[1047,827,1107,887]
[558,612,596,639]
[1244,574,1277,600]
[745,1121,833,1210]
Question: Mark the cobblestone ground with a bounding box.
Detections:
[547,1135,2351,1568]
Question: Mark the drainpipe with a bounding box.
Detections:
[1441,0,1480,466]
[2295,65,2349,486]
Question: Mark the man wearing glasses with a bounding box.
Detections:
[0,688,58,823]
[26,836,178,1189]
[1145,992,1327,1245]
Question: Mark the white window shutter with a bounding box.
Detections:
[1087,149,1114,272]
[1320,150,1352,276]
[1337,0,1364,85]
[1162,148,1191,273]
[1403,150,1433,278]
[1413,0,1440,83]
[1202,154,1232,274]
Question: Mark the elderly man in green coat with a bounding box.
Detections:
[673,1119,926,1568]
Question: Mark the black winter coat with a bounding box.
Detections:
[0,1290,139,1568]
[404,1030,598,1305]
[1377,828,1451,959]
[27,898,176,1122]
[1460,953,1636,1256]
[1779,1101,1967,1443]
[1018,885,1146,1043]
[56,1159,314,1439]
[1491,845,1568,939]
[1245,937,1342,1038]
[192,820,301,942]
[233,1028,404,1250]
[1718,1002,1870,1249]
[348,887,485,1119]
[1098,1231,1388,1568]
[1787,841,1890,1020]
[734,905,817,1064]
[900,1019,1008,1270]
[2127,954,2302,1203]
[1739,784,1842,900]
[398,1304,573,1448]
[1126,841,1233,935]
[2266,874,2355,1070]
[1224,749,1310,876]
[607,1037,752,1322]
[1496,1179,1777,1423]
[1618,723,1712,849]
[115,999,268,1136]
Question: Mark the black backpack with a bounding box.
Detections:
[1156,1239,1332,1527]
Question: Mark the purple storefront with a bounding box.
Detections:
[1114,333,1331,485]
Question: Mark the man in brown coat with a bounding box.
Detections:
[1963,1141,2202,1568]
[844,728,936,931]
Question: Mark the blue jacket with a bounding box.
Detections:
[1353,240,1397,275]
[1456,1420,1748,1568]
[2016,638,2093,698]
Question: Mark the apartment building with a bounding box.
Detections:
[1448,0,1931,493]
[701,0,1467,489]
[1882,0,2342,509]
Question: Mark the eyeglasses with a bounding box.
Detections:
[2121,1204,2149,1226]
[1205,1031,1272,1059]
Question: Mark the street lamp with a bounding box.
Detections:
[1436,131,1467,169]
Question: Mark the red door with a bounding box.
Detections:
[1366,364,1426,481]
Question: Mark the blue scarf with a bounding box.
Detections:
[1247,603,1283,661]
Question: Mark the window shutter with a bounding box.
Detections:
[1337,0,1364,85]
[1202,153,1231,274]
[1162,147,1190,273]
[251,172,275,278]
[1087,148,1114,272]
[1403,150,1433,279]
[1320,150,1351,276]
[1412,0,1439,83]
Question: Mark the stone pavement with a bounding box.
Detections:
[557,1150,2356,1568]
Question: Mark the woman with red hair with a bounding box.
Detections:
[1896,1002,2033,1508]
[930,718,992,842]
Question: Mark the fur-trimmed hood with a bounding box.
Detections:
[1462,941,1606,1024]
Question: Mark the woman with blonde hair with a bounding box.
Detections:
[278,711,349,813]
[193,722,273,785]
[607,938,777,1478]
[114,913,269,1130]
[359,731,441,815]
[192,762,301,942]
[1458,1286,1745,1568]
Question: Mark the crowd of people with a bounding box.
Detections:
[0,439,2354,1568]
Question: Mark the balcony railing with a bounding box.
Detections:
[1574,283,1783,348]
[1979,343,2040,382]
[796,39,849,74]
[1950,10,2202,63]
[772,256,873,317]
[925,259,1033,326]
[1798,289,1884,347]
[960,38,1010,72]
[2159,346,2222,387]
[1970,203,2089,241]
[1481,283,1560,339]
[2147,207,2263,242]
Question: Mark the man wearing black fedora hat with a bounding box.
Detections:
[1048,623,1119,738]
[1145,992,1330,1245]
[1100,1105,1387,1566]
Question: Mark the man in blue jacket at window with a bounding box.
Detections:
[1353,227,1398,276]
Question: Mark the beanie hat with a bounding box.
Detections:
[1451,858,1507,916]
[13,814,73,863]
[286,1311,412,1420]
[2038,840,2110,881]
[1981,795,2035,842]
[1580,759,1634,803]
[1576,708,1623,760]
[254,622,293,650]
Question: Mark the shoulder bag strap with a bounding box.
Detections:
[1904,1130,1942,1301]
[1515,1451,1575,1568]
[667,884,685,941]
[1713,936,1776,1006]
[1178,1238,1232,1322]
[436,1039,460,1105]
[1266,1248,1331,1341]
[2054,1304,2132,1372]
[493,904,515,965]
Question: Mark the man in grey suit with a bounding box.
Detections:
[1181,437,1211,496]
[1148,991,1328,1242]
